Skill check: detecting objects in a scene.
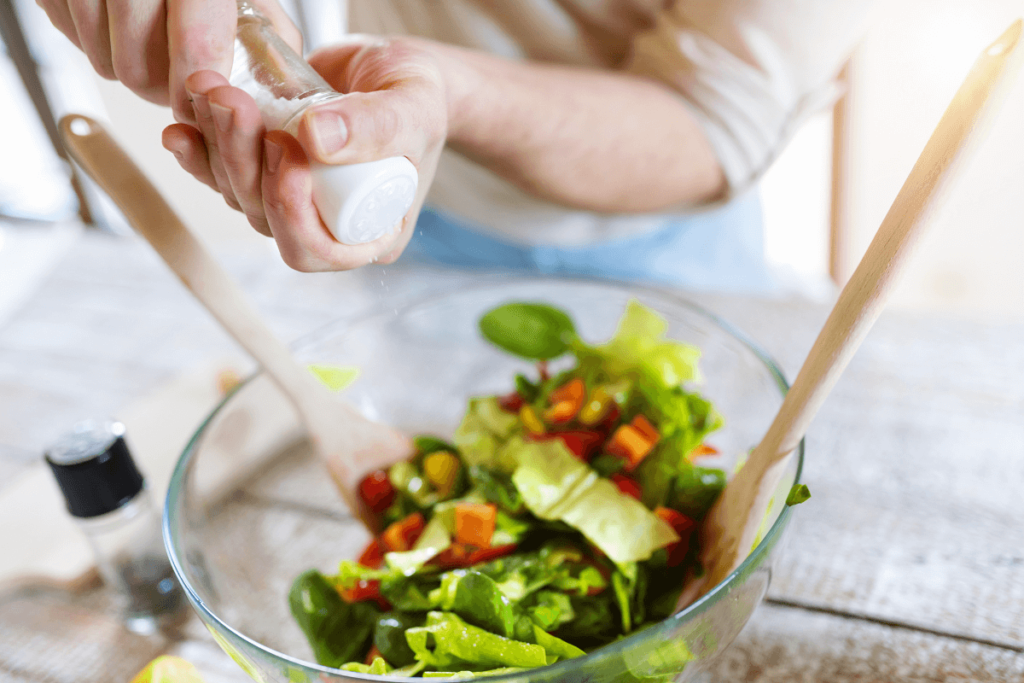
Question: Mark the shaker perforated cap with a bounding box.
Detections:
[45,419,144,518]
[311,157,418,245]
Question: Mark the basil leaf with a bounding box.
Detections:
[479,303,576,360]
[786,483,812,506]
[288,570,380,667]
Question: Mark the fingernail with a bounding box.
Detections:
[209,102,233,133]
[308,110,348,156]
[189,90,210,119]
[264,139,283,174]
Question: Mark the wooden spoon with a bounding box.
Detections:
[58,115,413,530]
[680,19,1023,607]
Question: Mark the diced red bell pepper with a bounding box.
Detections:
[529,430,605,461]
[655,506,697,567]
[358,538,386,569]
[498,391,525,413]
[454,503,497,548]
[381,512,426,552]
[610,473,643,500]
[339,579,391,610]
[358,470,396,514]
[430,542,518,569]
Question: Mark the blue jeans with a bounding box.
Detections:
[403,190,774,293]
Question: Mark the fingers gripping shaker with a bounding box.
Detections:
[231,1,418,244]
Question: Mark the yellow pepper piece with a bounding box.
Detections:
[579,387,613,426]
[423,451,460,497]
[519,405,546,435]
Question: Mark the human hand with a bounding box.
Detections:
[35,0,300,124]
[162,36,449,271]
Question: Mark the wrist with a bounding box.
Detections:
[413,40,482,147]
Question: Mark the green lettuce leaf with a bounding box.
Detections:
[340,657,391,674]
[510,439,678,564]
[423,669,526,679]
[590,300,701,388]
[532,624,585,660]
[405,612,548,669]
[453,398,521,471]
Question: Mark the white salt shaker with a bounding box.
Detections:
[231,1,418,244]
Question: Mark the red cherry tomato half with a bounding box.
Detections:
[358,470,396,513]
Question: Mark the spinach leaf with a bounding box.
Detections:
[374,612,424,667]
[433,570,517,638]
[521,590,575,631]
[786,483,811,506]
[288,569,380,667]
[557,593,619,645]
[380,573,441,611]
[479,303,576,360]
[669,466,726,520]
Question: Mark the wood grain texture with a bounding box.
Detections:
[711,603,1024,682]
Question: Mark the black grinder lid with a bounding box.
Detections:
[44,420,144,518]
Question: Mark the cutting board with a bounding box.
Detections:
[0,360,304,590]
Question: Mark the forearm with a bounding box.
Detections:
[430,43,726,213]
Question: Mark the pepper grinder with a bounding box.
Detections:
[45,419,189,635]
[231,0,419,245]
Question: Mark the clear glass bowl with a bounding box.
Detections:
[164,279,803,683]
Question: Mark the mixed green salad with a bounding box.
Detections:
[289,300,734,677]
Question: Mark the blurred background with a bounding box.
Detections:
[1,0,1022,325]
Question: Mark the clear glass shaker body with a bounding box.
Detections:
[232,0,343,132]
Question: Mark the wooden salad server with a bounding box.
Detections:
[681,19,1023,607]
[59,114,413,530]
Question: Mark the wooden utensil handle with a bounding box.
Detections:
[700,20,1022,591]
[58,115,327,414]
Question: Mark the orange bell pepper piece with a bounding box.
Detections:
[381,512,426,552]
[454,503,497,548]
[606,425,656,470]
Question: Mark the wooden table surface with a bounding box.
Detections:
[1,230,1021,683]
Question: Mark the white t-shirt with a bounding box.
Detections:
[291,0,874,246]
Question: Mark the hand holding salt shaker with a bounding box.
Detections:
[231,1,418,245]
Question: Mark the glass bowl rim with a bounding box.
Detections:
[163,277,804,682]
